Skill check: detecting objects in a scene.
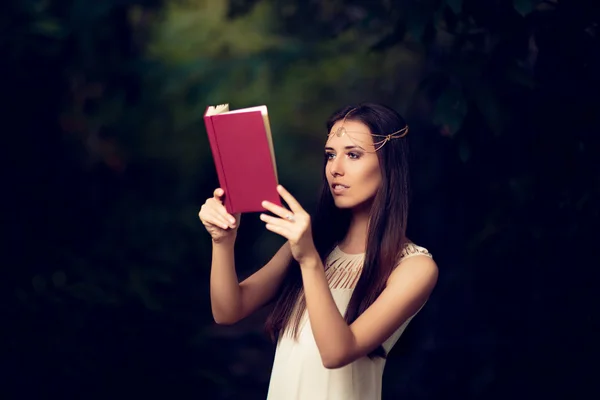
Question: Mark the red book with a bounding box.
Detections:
[204,104,282,214]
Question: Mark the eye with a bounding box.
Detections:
[325,152,335,160]
[348,152,361,160]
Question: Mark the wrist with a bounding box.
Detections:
[212,235,236,247]
[298,250,321,269]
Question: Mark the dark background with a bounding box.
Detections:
[2,0,598,399]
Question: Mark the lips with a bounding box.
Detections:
[331,183,349,195]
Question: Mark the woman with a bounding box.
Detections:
[199,103,438,400]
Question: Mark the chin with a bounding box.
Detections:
[332,197,358,209]
[333,195,374,212]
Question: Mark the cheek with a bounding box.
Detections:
[354,162,381,192]
[365,171,382,192]
[364,162,381,184]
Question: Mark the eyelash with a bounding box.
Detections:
[325,152,361,160]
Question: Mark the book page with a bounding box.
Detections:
[224,105,267,115]
[260,109,278,182]
[205,104,230,116]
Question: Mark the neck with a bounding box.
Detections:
[339,204,371,254]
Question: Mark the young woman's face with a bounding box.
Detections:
[325,119,382,210]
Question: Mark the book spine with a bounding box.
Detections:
[204,114,234,213]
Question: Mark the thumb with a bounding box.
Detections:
[213,188,225,201]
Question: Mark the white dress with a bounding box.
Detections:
[266,242,433,400]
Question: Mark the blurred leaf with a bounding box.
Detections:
[15,288,28,303]
[30,0,50,13]
[509,176,535,206]
[30,18,67,38]
[129,269,162,311]
[458,140,470,163]
[66,281,119,305]
[32,275,47,293]
[406,5,430,40]
[446,0,463,14]
[433,86,468,137]
[513,0,537,17]
[507,62,536,89]
[148,1,284,63]
[471,84,505,137]
[52,270,67,288]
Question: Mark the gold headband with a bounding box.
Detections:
[327,108,409,152]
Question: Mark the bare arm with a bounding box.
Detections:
[257,185,439,368]
[210,240,292,324]
[300,254,438,368]
[200,188,293,325]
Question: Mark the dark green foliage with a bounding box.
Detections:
[2,0,598,398]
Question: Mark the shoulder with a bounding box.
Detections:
[387,241,438,289]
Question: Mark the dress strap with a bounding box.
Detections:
[400,242,432,261]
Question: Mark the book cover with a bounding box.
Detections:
[204,104,282,214]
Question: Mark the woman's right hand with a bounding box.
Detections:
[199,188,241,244]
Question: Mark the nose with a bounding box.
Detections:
[329,155,344,178]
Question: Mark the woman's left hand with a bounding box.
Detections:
[260,185,318,264]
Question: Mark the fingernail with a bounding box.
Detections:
[229,217,235,224]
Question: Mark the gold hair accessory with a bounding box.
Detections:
[328,108,408,152]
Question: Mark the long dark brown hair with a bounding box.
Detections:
[265,103,411,359]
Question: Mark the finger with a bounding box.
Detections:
[209,199,237,226]
[217,207,237,226]
[213,188,225,201]
[276,185,304,214]
[261,200,292,220]
[260,213,291,227]
[201,218,229,231]
[265,223,290,238]
[204,210,231,230]
[205,217,230,231]
[212,209,236,229]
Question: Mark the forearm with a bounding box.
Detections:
[209,239,242,324]
[300,255,356,368]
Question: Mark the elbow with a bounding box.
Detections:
[320,338,358,369]
[211,310,240,325]
[322,359,344,370]
[213,316,237,325]
[321,352,351,370]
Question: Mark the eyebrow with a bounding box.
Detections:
[324,145,364,151]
